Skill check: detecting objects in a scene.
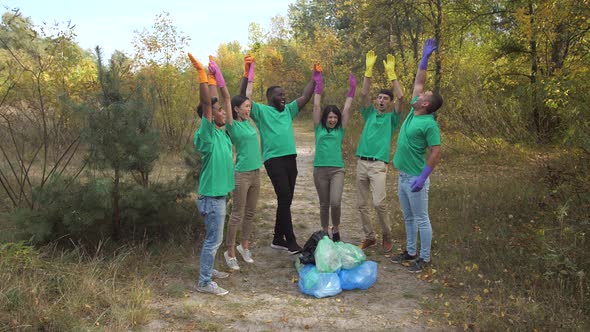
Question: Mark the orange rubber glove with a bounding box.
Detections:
[243,54,255,78]
[188,52,208,84]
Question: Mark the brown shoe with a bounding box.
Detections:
[359,238,377,250]
[382,239,393,253]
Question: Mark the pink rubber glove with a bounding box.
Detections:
[347,73,356,98]
[208,55,226,88]
[313,63,323,94]
[248,61,255,82]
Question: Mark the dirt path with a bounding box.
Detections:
[146,119,444,331]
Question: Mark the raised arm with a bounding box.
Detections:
[239,54,254,97]
[207,56,219,105]
[312,63,323,126]
[413,39,437,99]
[188,52,211,120]
[208,56,231,125]
[295,68,316,110]
[246,59,255,99]
[360,50,377,108]
[383,54,404,114]
[341,73,356,128]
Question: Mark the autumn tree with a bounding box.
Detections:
[0,9,95,209]
[132,11,195,149]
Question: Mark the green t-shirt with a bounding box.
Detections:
[355,104,401,162]
[314,124,345,167]
[226,120,262,172]
[250,100,299,162]
[193,118,234,196]
[393,99,441,176]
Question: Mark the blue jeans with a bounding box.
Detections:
[398,172,432,262]
[197,195,226,287]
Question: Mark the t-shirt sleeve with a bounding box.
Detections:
[250,101,261,122]
[359,105,371,120]
[194,118,214,153]
[425,122,441,147]
[287,100,299,119]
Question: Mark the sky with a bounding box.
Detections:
[2,0,293,61]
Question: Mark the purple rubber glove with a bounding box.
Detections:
[419,39,437,70]
[208,56,226,88]
[411,165,433,192]
[347,73,356,98]
[248,61,255,82]
[313,63,323,94]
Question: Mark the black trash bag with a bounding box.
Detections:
[299,230,329,265]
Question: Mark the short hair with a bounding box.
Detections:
[426,92,443,114]
[231,95,250,120]
[196,97,219,119]
[321,105,342,129]
[378,88,394,100]
[266,85,281,100]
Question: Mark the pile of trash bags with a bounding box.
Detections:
[296,231,378,298]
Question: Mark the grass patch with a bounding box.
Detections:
[360,130,590,330]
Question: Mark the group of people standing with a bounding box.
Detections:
[189,38,443,296]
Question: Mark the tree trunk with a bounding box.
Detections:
[433,0,443,93]
[112,166,121,241]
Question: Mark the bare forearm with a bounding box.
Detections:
[200,82,212,120]
[413,69,426,99]
[239,77,247,97]
[313,93,321,125]
[341,96,353,127]
[392,79,404,113]
[296,79,315,110]
[361,76,371,107]
[426,146,441,169]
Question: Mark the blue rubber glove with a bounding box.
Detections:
[411,165,433,192]
[419,39,437,70]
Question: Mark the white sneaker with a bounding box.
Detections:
[197,281,229,296]
[212,269,230,278]
[224,251,240,271]
[236,245,254,263]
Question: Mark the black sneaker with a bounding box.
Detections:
[287,242,303,255]
[390,250,417,264]
[270,238,289,251]
[332,232,341,242]
[408,258,429,273]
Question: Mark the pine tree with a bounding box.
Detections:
[82,47,159,240]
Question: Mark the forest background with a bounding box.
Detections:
[0,0,589,330]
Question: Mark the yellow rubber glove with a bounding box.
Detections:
[188,52,208,84]
[383,54,397,81]
[364,50,377,78]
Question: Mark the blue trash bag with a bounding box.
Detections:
[338,260,378,290]
[298,264,342,298]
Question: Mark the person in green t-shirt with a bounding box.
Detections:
[239,64,317,255]
[390,39,444,274]
[356,51,404,253]
[311,63,356,242]
[188,53,234,296]
[210,55,261,272]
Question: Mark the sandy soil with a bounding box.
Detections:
[145,119,449,331]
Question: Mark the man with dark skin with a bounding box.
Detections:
[240,66,316,254]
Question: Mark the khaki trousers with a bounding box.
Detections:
[356,159,391,241]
